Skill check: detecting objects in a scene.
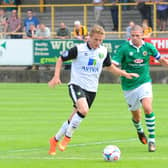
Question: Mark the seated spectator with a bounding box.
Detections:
[56,22,70,39]
[23,9,40,34]
[35,23,51,39]
[0,8,8,38]
[23,24,36,39]
[125,21,135,40]
[6,9,22,39]
[1,0,16,11]
[73,20,88,40]
[23,24,38,70]
[142,20,152,38]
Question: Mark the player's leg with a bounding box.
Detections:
[48,109,77,155]
[141,97,156,152]
[58,84,96,151]
[131,109,147,144]
[124,88,147,144]
[58,97,89,151]
[138,82,156,152]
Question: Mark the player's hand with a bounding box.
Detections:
[125,73,139,79]
[48,77,61,88]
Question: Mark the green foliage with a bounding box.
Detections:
[0,83,167,168]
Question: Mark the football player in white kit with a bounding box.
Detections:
[48,25,139,155]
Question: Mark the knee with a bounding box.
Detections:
[144,107,152,114]
[79,106,89,116]
[133,117,141,123]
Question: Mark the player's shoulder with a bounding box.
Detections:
[144,41,154,47]
[144,41,156,49]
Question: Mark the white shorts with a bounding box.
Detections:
[123,82,153,111]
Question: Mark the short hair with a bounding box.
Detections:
[89,25,105,37]
[131,24,143,33]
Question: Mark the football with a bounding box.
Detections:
[103,145,121,162]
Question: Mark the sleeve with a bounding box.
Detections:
[112,45,124,65]
[103,52,112,67]
[149,43,161,60]
[61,46,78,61]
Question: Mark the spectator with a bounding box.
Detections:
[93,0,105,28]
[34,23,51,70]
[23,24,36,39]
[73,20,88,40]
[1,0,16,11]
[23,24,38,70]
[126,20,135,39]
[56,22,70,39]
[109,0,119,31]
[35,23,51,39]
[0,8,8,38]
[6,9,22,39]
[136,0,153,28]
[156,0,168,31]
[23,9,40,34]
[142,20,152,38]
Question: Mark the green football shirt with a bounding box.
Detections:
[112,41,160,91]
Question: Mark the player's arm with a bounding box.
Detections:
[48,57,63,88]
[106,63,139,79]
[158,57,168,67]
[103,53,139,79]
[151,45,168,67]
[48,46,78,88]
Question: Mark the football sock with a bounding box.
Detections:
[65,112,85,138]
[145,112,155,142]
[132,118,144,133]
[55,120,69,141]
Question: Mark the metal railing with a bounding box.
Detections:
[0,2,168,38]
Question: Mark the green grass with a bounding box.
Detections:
[0,83,168,168]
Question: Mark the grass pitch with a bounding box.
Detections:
[0,83,168,168]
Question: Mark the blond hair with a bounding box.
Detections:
[89,24,105,37]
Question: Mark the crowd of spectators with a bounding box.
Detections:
[0,1,167,40]
[0,0,168,70]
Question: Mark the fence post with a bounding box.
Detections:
[40,0,44,13]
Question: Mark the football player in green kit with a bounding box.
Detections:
[112,24,168,152]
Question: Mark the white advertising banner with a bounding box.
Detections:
[0,39,33,65]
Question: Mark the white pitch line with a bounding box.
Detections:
[0,138,137,155]
[0,156,168,161]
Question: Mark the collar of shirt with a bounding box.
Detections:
[129,40,145,49]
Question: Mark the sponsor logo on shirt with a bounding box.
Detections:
[81,66,99,73]
[88,58,97,66]
[81,58,99,73]
[134,59,144,63]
